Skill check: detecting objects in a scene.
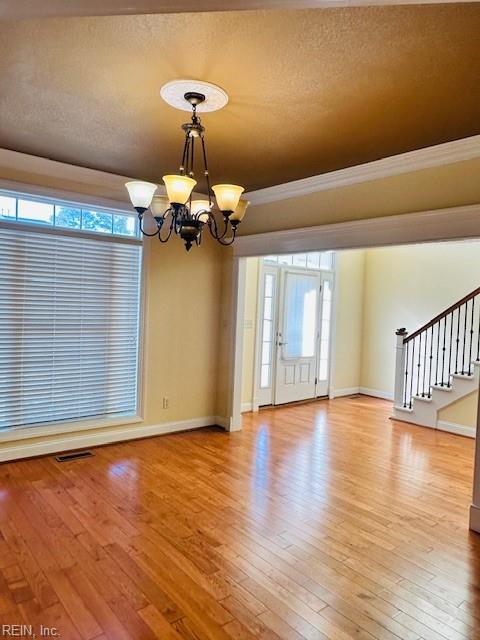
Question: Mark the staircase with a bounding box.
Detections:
[392,287,480,435]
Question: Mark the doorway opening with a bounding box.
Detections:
[244,251,335,409]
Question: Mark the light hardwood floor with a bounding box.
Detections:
[1,395,480,639]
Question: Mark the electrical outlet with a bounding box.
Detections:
[163,397,169,409]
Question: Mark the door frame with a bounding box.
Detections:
[253,257,336,408]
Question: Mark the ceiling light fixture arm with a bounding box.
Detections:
[138,213,165,237]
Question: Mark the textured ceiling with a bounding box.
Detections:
[0,6,478,191]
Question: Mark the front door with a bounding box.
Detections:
[274,269,321,404]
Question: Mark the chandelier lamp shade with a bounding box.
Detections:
[125,81,249,251]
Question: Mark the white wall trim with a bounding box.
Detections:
[227,257,246,432]
[241,402,253,413]
[245,135,480,205]
[329,387,394,400]
[0,148,208,214]
[0,415,144,444]
[0,416,225,462]
[0,148,132,189]
[327,254,339,401]
[359,387,394,401]
[234,204,480,258]
[330,387,360,398]
[436,420,476,439]
[0,177,133,214]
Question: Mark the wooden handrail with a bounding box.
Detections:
[404,286,480,344]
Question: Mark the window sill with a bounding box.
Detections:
[0,415,143,443]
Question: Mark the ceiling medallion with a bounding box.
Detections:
[126,80,248,252]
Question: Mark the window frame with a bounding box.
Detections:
[0,188,146,440]
[263,251,335,272]
[0,188,140,239]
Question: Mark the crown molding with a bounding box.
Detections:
[245,135,480,205]
[233,204,480,257]
[0,147,132,190]
[0,148,208,210]
[3,0,479,20]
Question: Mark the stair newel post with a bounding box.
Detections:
[395,328,408,408]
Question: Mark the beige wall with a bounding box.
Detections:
[215,247,236,421]
[142,237,223,424]
[333,250,366,392]
[439,393,477,428]
[242,258,259,406]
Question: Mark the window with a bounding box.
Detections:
[0,195,142,432]
[0,189,139,238]
[0,195,16,218]
[264,251,333,270]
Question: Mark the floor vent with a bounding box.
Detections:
[55,450,94,462]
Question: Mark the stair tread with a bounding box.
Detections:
[413,395,432,402]
[394,405,413,413]
[432,384,453,391]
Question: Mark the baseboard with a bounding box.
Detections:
[330,387,360,398]
[436,420,476,439]
[241,402,253,413]
[330,387,394,401]
[0,416,225,463]
[359,387,394,401]
[470,504,480,533]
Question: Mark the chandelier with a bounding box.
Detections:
[125,80,249,251]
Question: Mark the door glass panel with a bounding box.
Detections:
[283,273,318,359]
[264,255,278,264]
[263,319,272,339]
[262,341,271,364]
[263,295,273,321]
[260,273,275,389]
[264,273,273,297]
[306,252,320,269]
[261,364,270,388]
[264,252,328,271]
[319,251,334,270]
[292,253,307,268]
[318,279,332,381]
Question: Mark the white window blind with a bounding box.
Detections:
[0,225,142,431]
